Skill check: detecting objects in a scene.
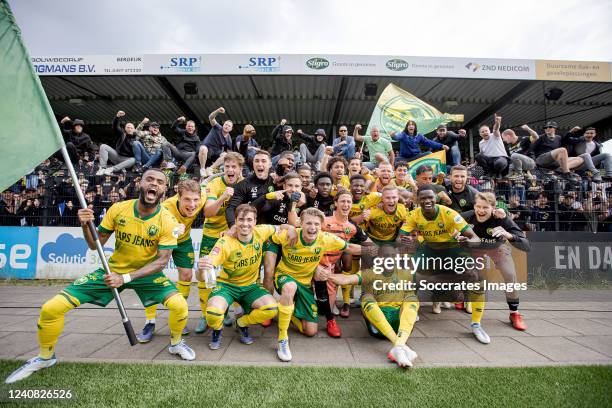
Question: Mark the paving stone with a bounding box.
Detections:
[458,337,551,364]
[565,336,612,358]
[514,337,611,362]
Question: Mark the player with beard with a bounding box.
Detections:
[315,191,368,336]
[306,172,335,216]
[196,152,244,333]
[137,180,207,342]
[369,162,396,193]
[364,186,407,246]
[399,186,490,344]
[257,173,306,301]
[226,150,276,226]
[6,169,194,384]
[272,208,362,362]
[445,165,479,216]
[464,192,530,330]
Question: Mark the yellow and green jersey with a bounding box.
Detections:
[98,199,179,274]
[208,224,277,286]
[361,268,416,308]
[393,177,412,189]
[349,192,382,220]
[273,229,347,285]
[400,204,468,242]
[365,204,407,242]
[203,176,233,238]
[331,175,351,197]
[162,192,207,243]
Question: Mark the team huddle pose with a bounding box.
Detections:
[6,132,532,383]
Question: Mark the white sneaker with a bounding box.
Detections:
[332,304,340,316]
[95,168,106,176]
[402,344,418,363]
[5,355,57,384]
[388,345,413,368]
[168,339,196,360]
[277,339,292,362]
[442,302,453,309]
[471,323,491,344]
[432,302,442,314]
[103,167,115,175]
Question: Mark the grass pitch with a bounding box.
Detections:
[0,360,610,407]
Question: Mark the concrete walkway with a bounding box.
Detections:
[0,285,611,368]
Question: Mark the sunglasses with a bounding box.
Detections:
[339,129,348,132]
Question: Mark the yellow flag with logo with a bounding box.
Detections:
[407,150,447,177]
[366,83,464,139]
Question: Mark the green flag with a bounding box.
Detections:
[366,83,464,139]
[0,1,63,191]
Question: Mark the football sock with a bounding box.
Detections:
[38,293,78,359]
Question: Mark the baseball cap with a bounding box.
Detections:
[315,129,326,136]
[149,122,160,128]
[436,124,447,130]
[544,121,558,129]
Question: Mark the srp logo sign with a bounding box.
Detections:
[239,56,281,72]
[0,227,39,279]
[160,56,202,73]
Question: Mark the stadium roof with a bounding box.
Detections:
[35,54,612,139]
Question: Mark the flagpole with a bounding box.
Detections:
[59,145,137,346]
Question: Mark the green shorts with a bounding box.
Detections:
[274,274,318,323]
[200,234,219,257]
[63,269,178,308]
[362,304,400,338]
[173,239,195,269]
[209,282,270,314]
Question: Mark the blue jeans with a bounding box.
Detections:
[450,145,461,166]
[133,141,162,167]
[334,143,356,160]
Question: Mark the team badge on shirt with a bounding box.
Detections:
[147,225,159,237]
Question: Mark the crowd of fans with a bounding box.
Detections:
[1,108,611,232]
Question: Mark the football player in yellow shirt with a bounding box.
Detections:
[137,179,207,342]
[271,208,362,362]
[364,185,407,244]
[198,204,297,350]
[326,156,349,194]
[6,169,194,384]
[393,161,417,191]
[195,152,244,333]
[327,244,420,368]
[399,185,490,344]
